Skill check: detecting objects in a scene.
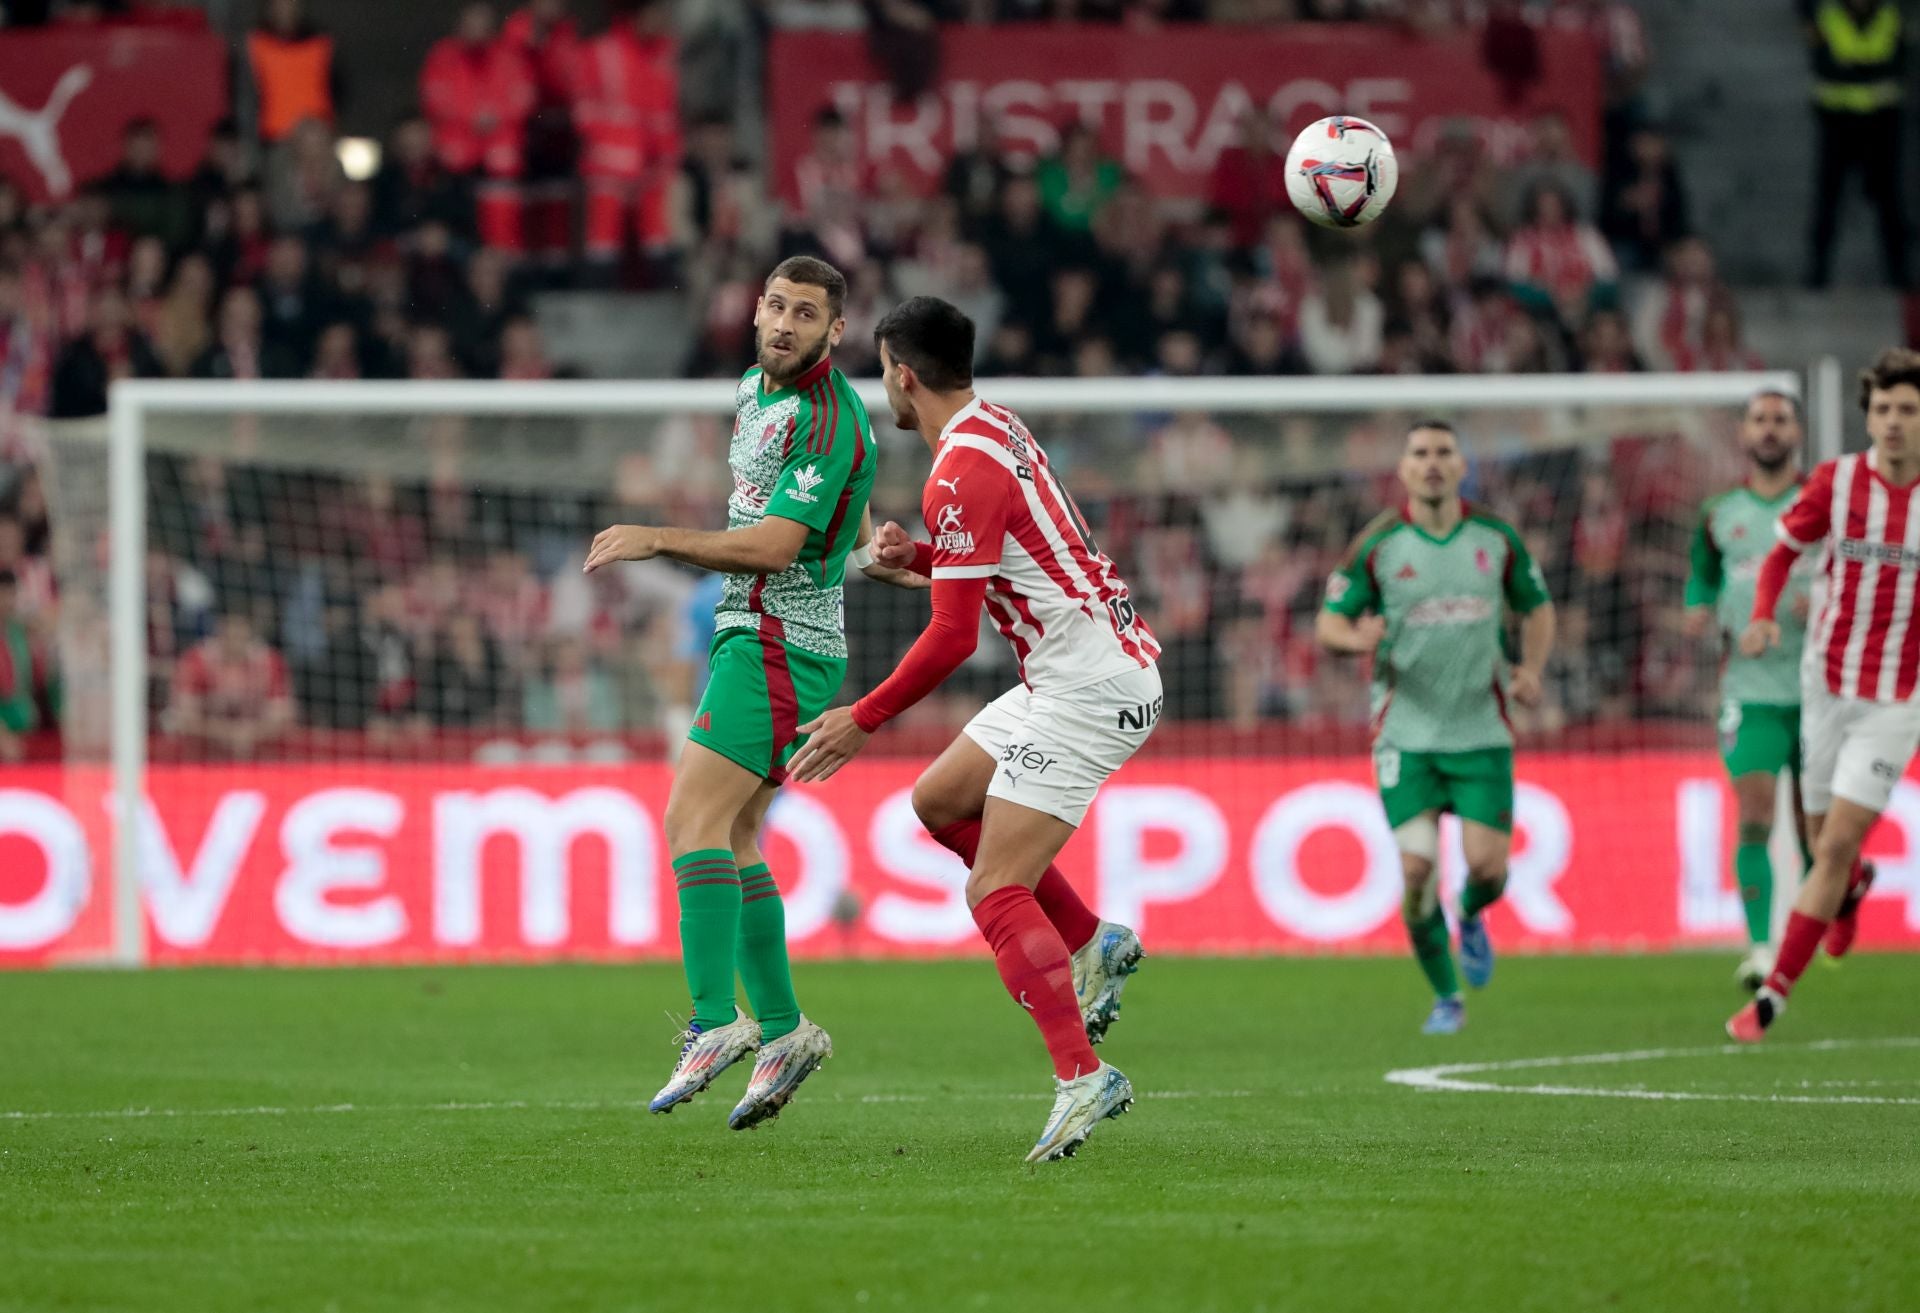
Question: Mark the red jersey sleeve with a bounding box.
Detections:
[923,449,1012,581]
[1777,460,1835,551]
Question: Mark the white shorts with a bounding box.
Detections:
[961,664,1163,827]
[1800,681,1920,815]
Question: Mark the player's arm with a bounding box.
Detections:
[1744,462,1833,655]
[852,510,930,591]
[1502,525,1555,707]
[1682,505,1722,639]
[1316,531,1386,655]
[583,515,809,575]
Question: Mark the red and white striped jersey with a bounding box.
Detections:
[1778,450,1920,701]
[924,398,1159,692]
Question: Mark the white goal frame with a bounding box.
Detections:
[100,368,1805,965]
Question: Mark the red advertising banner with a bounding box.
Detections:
[766,25,1603,204]
[0,27,228,203]
[3,755,1918,968]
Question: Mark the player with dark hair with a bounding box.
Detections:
[1317,421,1556,1035]
[585,256,924,1127]
[788,295,1163,1163]
[1728,348,1920,1041]
[1683,391,1818,990]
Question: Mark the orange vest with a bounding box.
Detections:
[247,31,335,141]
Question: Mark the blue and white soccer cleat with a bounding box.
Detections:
[1072,921,1145,1045]
[1025,1061,1135,1164]
[1421,996,1466,1035]
[728,1016,832,1130]
[1457,915,1494,989]
[648,1009,761,1114]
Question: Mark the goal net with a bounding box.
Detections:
[14,370,1854,966]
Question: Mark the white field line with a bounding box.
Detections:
[0,1088,1255,1123]
[1385,1037,1920,1106]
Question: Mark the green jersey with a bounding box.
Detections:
[714,359,876,659]
[1685,482,1810,706]
[1324,506,1552,754]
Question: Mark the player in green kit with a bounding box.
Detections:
[1318,421,1556,1035]
[1682,390,1814,991]
[585,256,922,1128]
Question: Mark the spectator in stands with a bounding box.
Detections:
[1579,306,1644,372]
[207,186,272,286]
[1299,260,1384,375]
[258,235,330,364]
[0,568,51,762]
[1803,0,1910,288]
[0,262,51,416]
[194,285,298,380]
[50,287,160,418]
[1630,235,1723,371]
[408,323,464,379]
[1504,182,1618,331]
[1036,122,1125,236]
[980,173,1066,329]
[1210,109,1287,249]
[788,107,874,234]
[575,0,682,283]
[422,2,536,256]
[503,0,585,276]
[425,611,509,727]
[265,115,346,234]
[1673,300,1763,373]
[98,118,194,252]
[247,0,339,146]
[0,513,51,624]
[1421,195,1504,295]
[1600,124,1691,274]
[166,608,296,760]
[372,115,472,239]
[1503,110,1596,228]
[524,634,621,732]
[1385,257,1452,371]
[451,246,526,375]
[188,119,253,223]
[944,116,1016,231]
[309,321,363,379]
[497,313,553,379]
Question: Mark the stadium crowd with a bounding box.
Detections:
[0,0,1755,760]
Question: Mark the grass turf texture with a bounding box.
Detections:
[3,955,1917,1312]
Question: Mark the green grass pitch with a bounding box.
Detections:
[3,954,1917,1312]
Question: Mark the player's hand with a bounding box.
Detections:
[1682,607,1713,640]
[787,706,869,783]
[1353,615,1387,653]
[1740,620,1781,658]
[873,520,917,570]
[584,524,661,572]
[1510,665,1545,708]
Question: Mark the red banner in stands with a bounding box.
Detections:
[766,25,1603,203]
[0,27,227,203]
[4,756,1918,967]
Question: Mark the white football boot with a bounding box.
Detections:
[648,1008,761,1114]
[728,1016,833,1130]
[1071,922,1145,1045]
[1735,944,1774,994]
[1025,1061,1135,1164]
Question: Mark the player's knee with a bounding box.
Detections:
[1813,827,1861,876]
[964,865,1022,909]
[1466,861,1507,889]
[663,791,724,856]
[911,777,965,833]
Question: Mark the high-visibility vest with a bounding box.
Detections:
[1813,1,1903,113]
[247,31,335,141]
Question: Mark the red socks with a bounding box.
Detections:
[1764,910,1831,998]
[931,819,1101,953]
[972,886,1099,1081]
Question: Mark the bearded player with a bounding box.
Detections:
[1683,391,1818,991]
[1318,421,1555,1036]
[788,296,1162,1164]
[585,256,922,1127]
[1728,349,1920,1043]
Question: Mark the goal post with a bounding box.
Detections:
[71,367,1808,967]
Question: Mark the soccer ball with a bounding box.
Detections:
[1285,115,1399,230]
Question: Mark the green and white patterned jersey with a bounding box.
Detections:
[713,358,876,659]
[1685,482,1810,706]
[1323,506,1552,754]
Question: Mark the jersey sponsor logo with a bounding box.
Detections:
[1118,695,1163,731]
[1837,537,1920,568]
[732,473,770,509]
[1404,596,1497,627]
[1000,742,1061,775]
[786,464,826,504]
[936,476,961,494]
[934,502,976,554]
[693,711,713,731]
[1474,547,1492,573]
[1375,746,1401,789]
[1325,572,1352,603]
[937,503,965,533]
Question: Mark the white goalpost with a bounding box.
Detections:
[75,368,1806,966]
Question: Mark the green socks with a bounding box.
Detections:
[1460,874,1506,922]
[737,862,800,1042]
[673,849,742,1030]
[1736,823,1774,946]
[1409,905,1460,1000]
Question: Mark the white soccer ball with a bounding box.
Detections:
[1285,115,1399,230]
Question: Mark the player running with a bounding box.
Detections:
[1318,421,1556,1036]
[1727,349,1920,1043]
[585,256,922,1127]
[1683,391,1816,991]
[787,296,1162,1163]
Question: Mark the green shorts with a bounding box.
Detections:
[1375,745,1515,834]
[1718,700,1801,780]
[687,625,846,784]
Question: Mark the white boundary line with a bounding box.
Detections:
[1385,1037,1920,1106]
[0,1088,1254,1123]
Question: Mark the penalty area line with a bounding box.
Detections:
[1384,1037,1920,1107]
